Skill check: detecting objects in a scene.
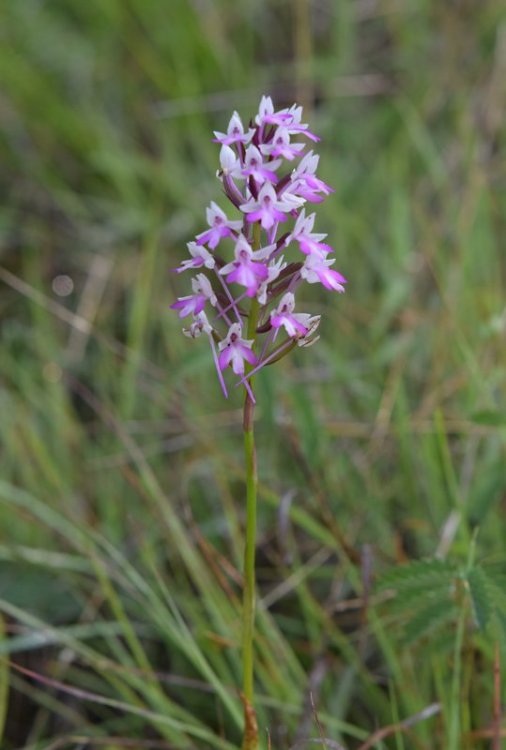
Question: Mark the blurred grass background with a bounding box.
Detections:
[0,1,505,748]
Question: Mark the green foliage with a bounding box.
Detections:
[467,566,492,631]
[0,0,504,748]
[379,556,506,651]
[379,558,457,592]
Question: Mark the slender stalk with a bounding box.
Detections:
[242,409,257,703]
[448,533,476,750]
[241,224,261,750]
[447,583,466,750]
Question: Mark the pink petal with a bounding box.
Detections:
[245,208,264,223]
[238,344,257,366]
[218,346,234,371]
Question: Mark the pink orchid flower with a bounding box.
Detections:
[196,202,243,249]
[242,145,281,184]
[255,95,293,127]
[289,210,333,259]
[213,111,254,145]
[291,151,334,202]
[260,127,305,161]
[173,241,215,273]
[218,323,257,375]
[241,183,300,230]
[270,292,312,338]
[219,235,273,297]
[170,274,218,318]
[218,145,244,180]
[300,254,347,292]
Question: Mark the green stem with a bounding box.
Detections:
[448,532,477,750]
[242,418,257,705]
[241,224,261,750]
[447,584,466,750]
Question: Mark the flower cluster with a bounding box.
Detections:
[171,96,346,400]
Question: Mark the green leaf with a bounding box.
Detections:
[378,559,456,593]
[402,597,457,647]
[480,567,506,617]
[466,566,492,630]
[482,560,506,580]
[388,581,453,615]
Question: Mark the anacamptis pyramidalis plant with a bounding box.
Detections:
[171,95,346,749]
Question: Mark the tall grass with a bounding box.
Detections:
[0,1,504,748]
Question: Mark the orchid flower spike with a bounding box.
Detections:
[171,95,347,395]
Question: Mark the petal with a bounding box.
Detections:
[218,346,234,371]
[245,209,266,224]
[239,344,257,366]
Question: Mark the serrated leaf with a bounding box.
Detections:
[479,569,506,617]
[378,559,456,593]
[402,597,457,647]
[389,582,453,615]
[467,566,492,630]
[482,560,506,580]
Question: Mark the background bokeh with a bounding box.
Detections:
[0,1,505,748]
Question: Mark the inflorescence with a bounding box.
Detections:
[171,95,346,400]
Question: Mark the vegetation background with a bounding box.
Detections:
[0,1,505,748]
